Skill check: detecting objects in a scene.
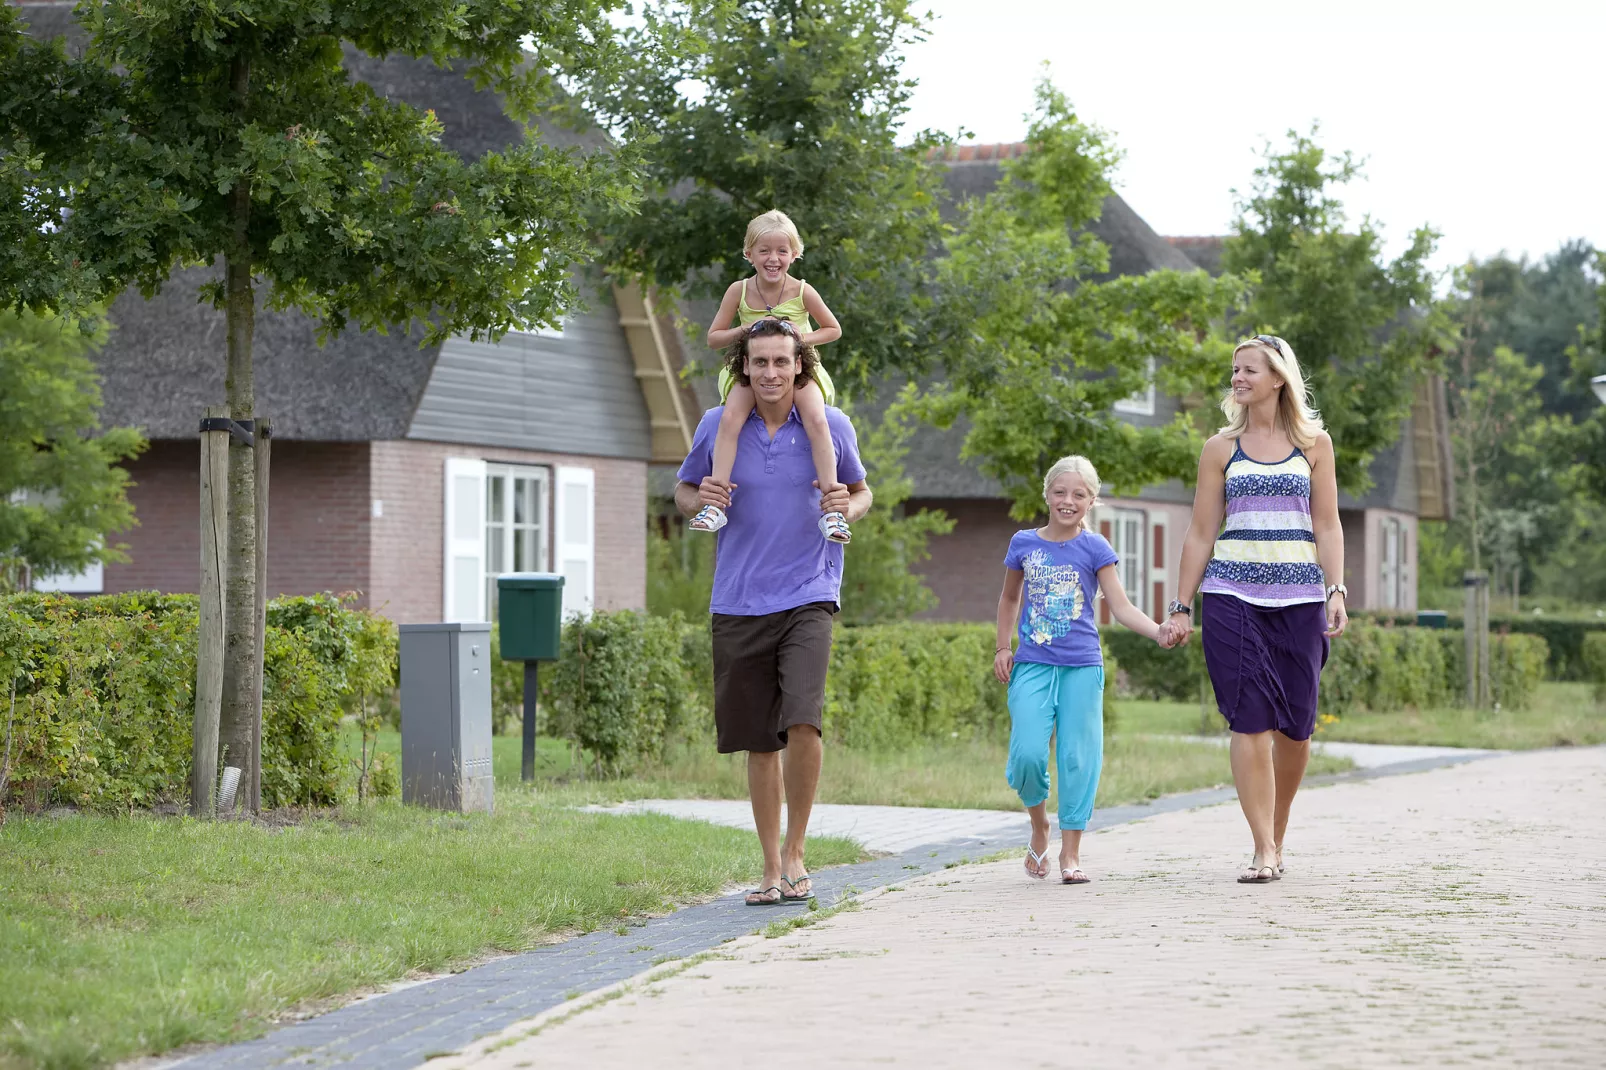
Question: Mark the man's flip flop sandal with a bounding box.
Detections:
[745,885,786,906]
[1061,867,1091,885]
[690,504,728,532]
[780,874,815,902]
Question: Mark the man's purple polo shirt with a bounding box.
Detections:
[677,404,866,616]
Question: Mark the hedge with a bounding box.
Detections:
[532,615,1111,772]
[1107,621,1550,714]
[1582,633,1606,704]
[0,592,396,813]
[1364,612,1606,681]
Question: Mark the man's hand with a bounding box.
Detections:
[814,480,850,515]
[699,476,735,511]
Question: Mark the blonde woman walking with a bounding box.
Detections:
[1165,335,1348,883]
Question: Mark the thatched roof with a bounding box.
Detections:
[17,2,602,441]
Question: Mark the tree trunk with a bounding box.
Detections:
[218,53,261,812]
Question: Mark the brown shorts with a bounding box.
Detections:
[710,602,835,754]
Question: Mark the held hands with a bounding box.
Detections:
[1162,612,1194,648]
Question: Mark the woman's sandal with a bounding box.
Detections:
[690,504,728,533]
[745,885,785,906]
[1237,858,1281,884]
[1024,845,1049,880]
[780,874,815,903]
[1061,865,1091,885]
[818,511,852,544]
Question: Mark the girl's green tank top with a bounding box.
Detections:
[719,276,835,405]
[738,277,811,330]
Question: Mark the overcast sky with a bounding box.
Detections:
[899,0,1603,276]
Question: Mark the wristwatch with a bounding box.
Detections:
[1166,599,1192,618]
[1326,584,1348,601]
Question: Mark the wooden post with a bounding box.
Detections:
[1477,573,1492,708]
[522,661,539,782]
[193,406,230,815]
[249,417,271,812]
[1463,570,1493,709]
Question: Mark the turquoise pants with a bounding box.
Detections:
[1005,662,1105,831]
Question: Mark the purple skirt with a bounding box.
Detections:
[1201,593,1329,740]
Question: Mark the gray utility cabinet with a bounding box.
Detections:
[399,622,494,814]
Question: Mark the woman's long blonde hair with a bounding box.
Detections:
[1219,335,1324,449]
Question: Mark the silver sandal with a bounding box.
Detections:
[818,510,851,544]
[690,504,728,533]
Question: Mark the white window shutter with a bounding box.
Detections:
[555,465,595,618]
[443,457,488,622]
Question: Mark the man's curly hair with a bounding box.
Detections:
[725,318,820,389]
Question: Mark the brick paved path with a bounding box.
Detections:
[441,748,1606,1069]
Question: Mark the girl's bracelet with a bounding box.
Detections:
[995,646,1010,653]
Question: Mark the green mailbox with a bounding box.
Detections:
[1416,610,1449,629]
[497,572,566,660]
[496,572,565,782]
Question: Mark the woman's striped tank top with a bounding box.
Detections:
[1199,440,1326,608]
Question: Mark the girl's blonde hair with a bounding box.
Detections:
[744,210,804,257]
[1042,455,1101,503]
[1220,335,1325,449]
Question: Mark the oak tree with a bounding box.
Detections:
[917,84,1246,518]
[1223,129,1450,495]
[5,0,639,810]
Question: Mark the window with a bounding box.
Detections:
[1380,517,1404,610]
[9,489,104,593]
[1112,357,1157,416]
[485,464,551,619]
[1102,508,1147,615]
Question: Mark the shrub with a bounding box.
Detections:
[1582,633,1606,704]
[1107,620,1546,715]
[541,610,700,776]
[823,623,1008,749]
[1362,611,1606,681]
[0,591,396,813]
[1104,628,1206,702]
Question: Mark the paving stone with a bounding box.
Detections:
[442,748,1606,1070]
[171,748,1500,1070]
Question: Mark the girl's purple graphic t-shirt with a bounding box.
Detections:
[1003,529,1119,667]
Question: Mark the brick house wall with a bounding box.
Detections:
[370,439,646,623]
[105,439,647,622]
[105,440,372,601]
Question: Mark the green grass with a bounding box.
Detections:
[378,722,1349,814]
[1115,682,1606,750]
[3,712,1368,1069]
[1318,682,1604,749]
[0,793,863,1070]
